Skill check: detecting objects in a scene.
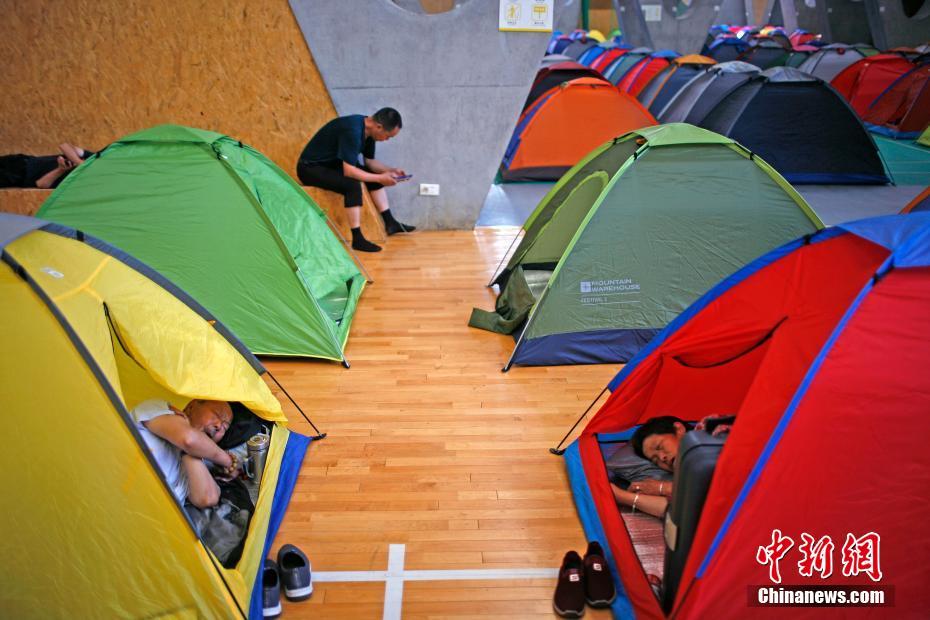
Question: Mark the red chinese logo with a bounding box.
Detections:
[841,532,882,582]
[757,530,882,583]
[797,533,834,579]
[756,529,795,584]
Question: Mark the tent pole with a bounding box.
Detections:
[549,386,608,455]
[266,369,327,440]
[486,230,522,287]
[323,213,375,284]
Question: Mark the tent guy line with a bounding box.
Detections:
[311,544,559,620]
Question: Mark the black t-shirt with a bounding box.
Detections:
[298,114,375,167]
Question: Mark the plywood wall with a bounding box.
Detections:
[0,0,335,179]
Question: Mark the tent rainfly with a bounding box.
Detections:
[38,124,366,363]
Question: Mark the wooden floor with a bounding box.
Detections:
[265,228,621,619]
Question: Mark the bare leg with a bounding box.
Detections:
[368,187,389,213]
[346,206,362,228]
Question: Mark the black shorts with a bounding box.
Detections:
[296,160,384,208]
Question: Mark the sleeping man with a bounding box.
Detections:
[130,399,240,508]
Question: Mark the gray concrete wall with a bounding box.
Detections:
[864,0,930,49]
[617,0,737,53]
[289,0,579,230]
[769,0,928,48]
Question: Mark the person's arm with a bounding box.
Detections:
[142,413,232,468]
[611,483,668,519]
[362,157,405,178]
[628,479,673,497]
[58,142,87,166]
[181,454,221,508]
[34,156,72,189]
[343,160,396,186]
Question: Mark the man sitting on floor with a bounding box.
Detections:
[130,398,239,508]
[297,107,415,253]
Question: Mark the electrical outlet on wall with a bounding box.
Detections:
[419,183,440,196]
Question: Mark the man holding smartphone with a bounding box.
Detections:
[297,107,415,252]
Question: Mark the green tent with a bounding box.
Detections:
[38,124,364,363]
[470,123,824,369]
[919,126,930,148]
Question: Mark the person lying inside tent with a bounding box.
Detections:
[130,399,238,509]
[0,142,94,189]
[296,107,415,253]
[608,415,733,519]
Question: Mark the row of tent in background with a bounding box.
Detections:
[477,123,930,368]
[499,26,929,183]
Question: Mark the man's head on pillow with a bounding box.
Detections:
[631,416,688,472]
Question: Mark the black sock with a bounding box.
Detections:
[350,226,381,252]
[380,209,398,227]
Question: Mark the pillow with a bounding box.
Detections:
[603,443,672,488]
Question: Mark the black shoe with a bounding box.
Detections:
[262,558,282,618]
[553,551,586,618]
[386,221,417,235]
[277,544,313,601]
[583,541,616,608]
[352,237,382,252]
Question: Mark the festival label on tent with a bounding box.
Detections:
[499,0,553,32]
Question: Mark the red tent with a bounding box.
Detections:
[523,61,606,111]
[564,214,930,618]
[617,56,676,96]
[831,54,915,116]
[863,64,930,138]
[590,47,629,74]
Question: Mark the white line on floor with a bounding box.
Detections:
[383,544,405,620]
[310,543,559,618]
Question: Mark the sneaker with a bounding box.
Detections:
[277,544,313,601]
[583,541,616,608]
[262,558,282,618]
[386,221,417,235]
[553,550,586,618]
[351,237,382,252]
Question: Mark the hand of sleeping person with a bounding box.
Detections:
[629,479,667,496]
[696,414,731,435]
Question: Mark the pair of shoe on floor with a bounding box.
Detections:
[553,542,616,618]
[263,544,312,618]
[351,220,417,253]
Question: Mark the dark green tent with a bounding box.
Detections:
[38,124,364,363]
[471,123,824,368]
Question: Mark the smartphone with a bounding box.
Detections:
[393,174,413,181]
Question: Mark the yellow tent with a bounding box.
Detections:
[0,214,311,618]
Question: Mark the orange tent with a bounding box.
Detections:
[500,78,657,181]
[901,186,930,213]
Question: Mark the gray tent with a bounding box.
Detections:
[797,43,876,81]
[658,61,760,123]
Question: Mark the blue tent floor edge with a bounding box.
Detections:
[248,432,311,619]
